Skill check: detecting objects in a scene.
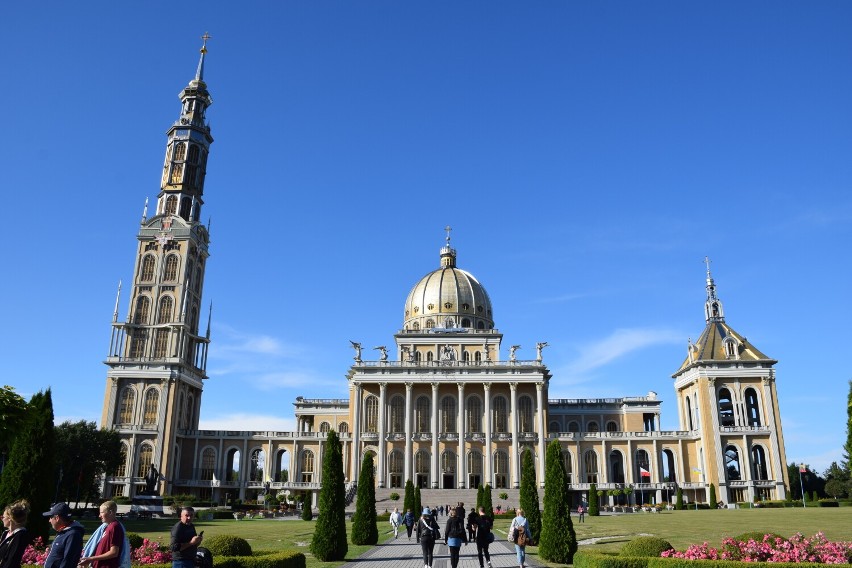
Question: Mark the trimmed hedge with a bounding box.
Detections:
[205,535,252,556]
[136,552,305,568]
[620,537,674,557]
[574,551,827,568]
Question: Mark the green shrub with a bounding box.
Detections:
[126,532,144,550]
[213,551,306,568]
[205,534,253,557]
[499,492,509,500]
[575,551,650,568]
[733,532,785,544]
[389,492,400,501]
[818,499,839,507]
[114,496,131,505]
[620,537,674,557]
[588,483,599,516]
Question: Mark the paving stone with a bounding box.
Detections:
[338,535,543,567]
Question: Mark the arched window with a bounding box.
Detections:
[415,396,430,432]
[170,164,183,185]
[467,396,482,432]
[140,255,156,282]
[153,331,168,358]
[173,142,186,161]
[179,196,192,220]
[136,443,153,478]
[752,446,768,480]
[389,396,405,433]
[441,450,456,474]
[133,296,151,324]
[319,422,331,434]
[185,395,194,429]
[412,322,420,331]
[338,422,349,434]
[426,351,434,363]
[587,421,599,433]
[494,450,510,488]
[474,351,481,364]
[157,296,173,324]
[462,350,470,363]
[461,318,471,328]
[200,448,215,481]
[115,444,128,477]
[634,449,651,482]
[301,449,314,483]
[164,255,179,282]
[274,450,288,482]
[519,396,533,432]
[250,449,265,482]
[584,450,598,483]
[142,389,159,425]
[606,421,618,432]
[724,445,741,480]
[441,396,456,433]
[426,319,435,329]
[118,388,135,424]
[718,388,735,427]
[416,450,430,487]
[686,396,694,430]
[693,393,700,428]
[389,450,404,488]
[609,450,625,483]
[744,388,762,426]
[568,421,579,433]
[493,396,508,433]
[662,449,677,482]
[562,450,573,483]
[226,449,240,482]
[364,395,379,433]
[477,321,485,330]
[165,195,178,215]
[468,450,483,475]
[549,420,560,432]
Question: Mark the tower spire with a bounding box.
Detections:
[440,225,456,268]
[703,256,725,322]
[195,32,210,82]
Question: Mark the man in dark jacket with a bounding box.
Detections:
[43,503,84,568]
[466,507,479,542]
[170,507,203,568]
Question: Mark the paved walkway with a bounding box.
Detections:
[339,533,543,568]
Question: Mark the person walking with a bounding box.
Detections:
[509,507,532,568]
[79,501,124,568]
[43,503,83,568]
[443,507,468,568]
[416,507,441,568]
[169,507,203,568]
[0,500,30,568]
[466,507,479,542]
[402,508,415,540]
[474,506,494,568]
[389,507,401,539]
[577,503,585,523]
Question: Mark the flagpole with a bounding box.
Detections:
[799,464,807,508]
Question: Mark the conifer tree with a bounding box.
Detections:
[708,483,717,507]
[519,447,541,543]
[350,455,378,545]
[476,484,483,509]
[414,486,422,518]
[675,487,684,510]
[587,483,599,516]
[482,483,493,515]
[403,479,415,517]
[309,431,347,560]
[844,381,852,474]
[538,439,577,564]
[0,389,55,541]
[301,492,312,520]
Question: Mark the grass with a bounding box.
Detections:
[91,507,852,568]
[81,517,394,568]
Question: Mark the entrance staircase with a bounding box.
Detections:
[370,487,527,514]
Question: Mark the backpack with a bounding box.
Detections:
[195,547,214,568]
[516,529,529,547]
[119,534,132,568]
[420,518,440,540]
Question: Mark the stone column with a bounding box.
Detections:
[431,382,439,488]
[536,382,546,488]
[706,378,727,501]
[483,383,492,486]
[405,382,413,484]
[457,382,465,488]
[352,383,362,483]
[510,382,519,488]
[378,382,387,488]
[761,375,786,499]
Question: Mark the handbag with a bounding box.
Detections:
[488,532,495,544]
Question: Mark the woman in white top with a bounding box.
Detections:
[509,508,531,568]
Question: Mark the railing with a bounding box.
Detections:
[549,396,657,406]
[178,429,352,439]
[549,430,692,440]
[720,425,770,433]
[412,433,432,441]
[356,360,543,368]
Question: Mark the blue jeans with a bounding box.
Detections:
[173,559,194,568]
[515,544,526,565]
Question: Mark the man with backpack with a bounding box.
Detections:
[416,507,441,568]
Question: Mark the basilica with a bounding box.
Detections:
[99,43,790,509]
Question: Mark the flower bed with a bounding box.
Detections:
[661,533,852,564]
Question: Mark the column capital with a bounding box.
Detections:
[509,382,518,391]
[535,382,544,392]
[483,382,492,391]
[353,382,362,390]
[707,377,716,386]
[405,382,414,391]
[431,382,440,391]
[110,377,118,386]
[457,382,465,392]
[379,382,388,392]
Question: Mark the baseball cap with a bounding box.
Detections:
[43,502,72,517]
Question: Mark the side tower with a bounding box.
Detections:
[672,261,789,504]
[100,38,215,498]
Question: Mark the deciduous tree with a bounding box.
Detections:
[54,420,122,507]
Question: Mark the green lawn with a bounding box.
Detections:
[91,507,852,568]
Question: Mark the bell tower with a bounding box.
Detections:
[100,36,215,498]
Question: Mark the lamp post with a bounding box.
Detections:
[798,464,807,508]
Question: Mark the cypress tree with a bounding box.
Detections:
[301,492,312,520]
[482,483,493,515]
[0,389,55,542]
[351,455,378,545]
[414,486,422,518]
[309,431,348,560]
[403,479,415,517]
[519,447,541,543]
[476,484,483,509]
[538,439,577,564]
[675,487,684,510]
[708,483,717,507]
[844,381,852,474]
[588,483,599,516]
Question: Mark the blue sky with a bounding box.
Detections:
[2,1,850,474]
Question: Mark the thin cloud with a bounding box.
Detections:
[532,291,598,304]
[563,327,683,376]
